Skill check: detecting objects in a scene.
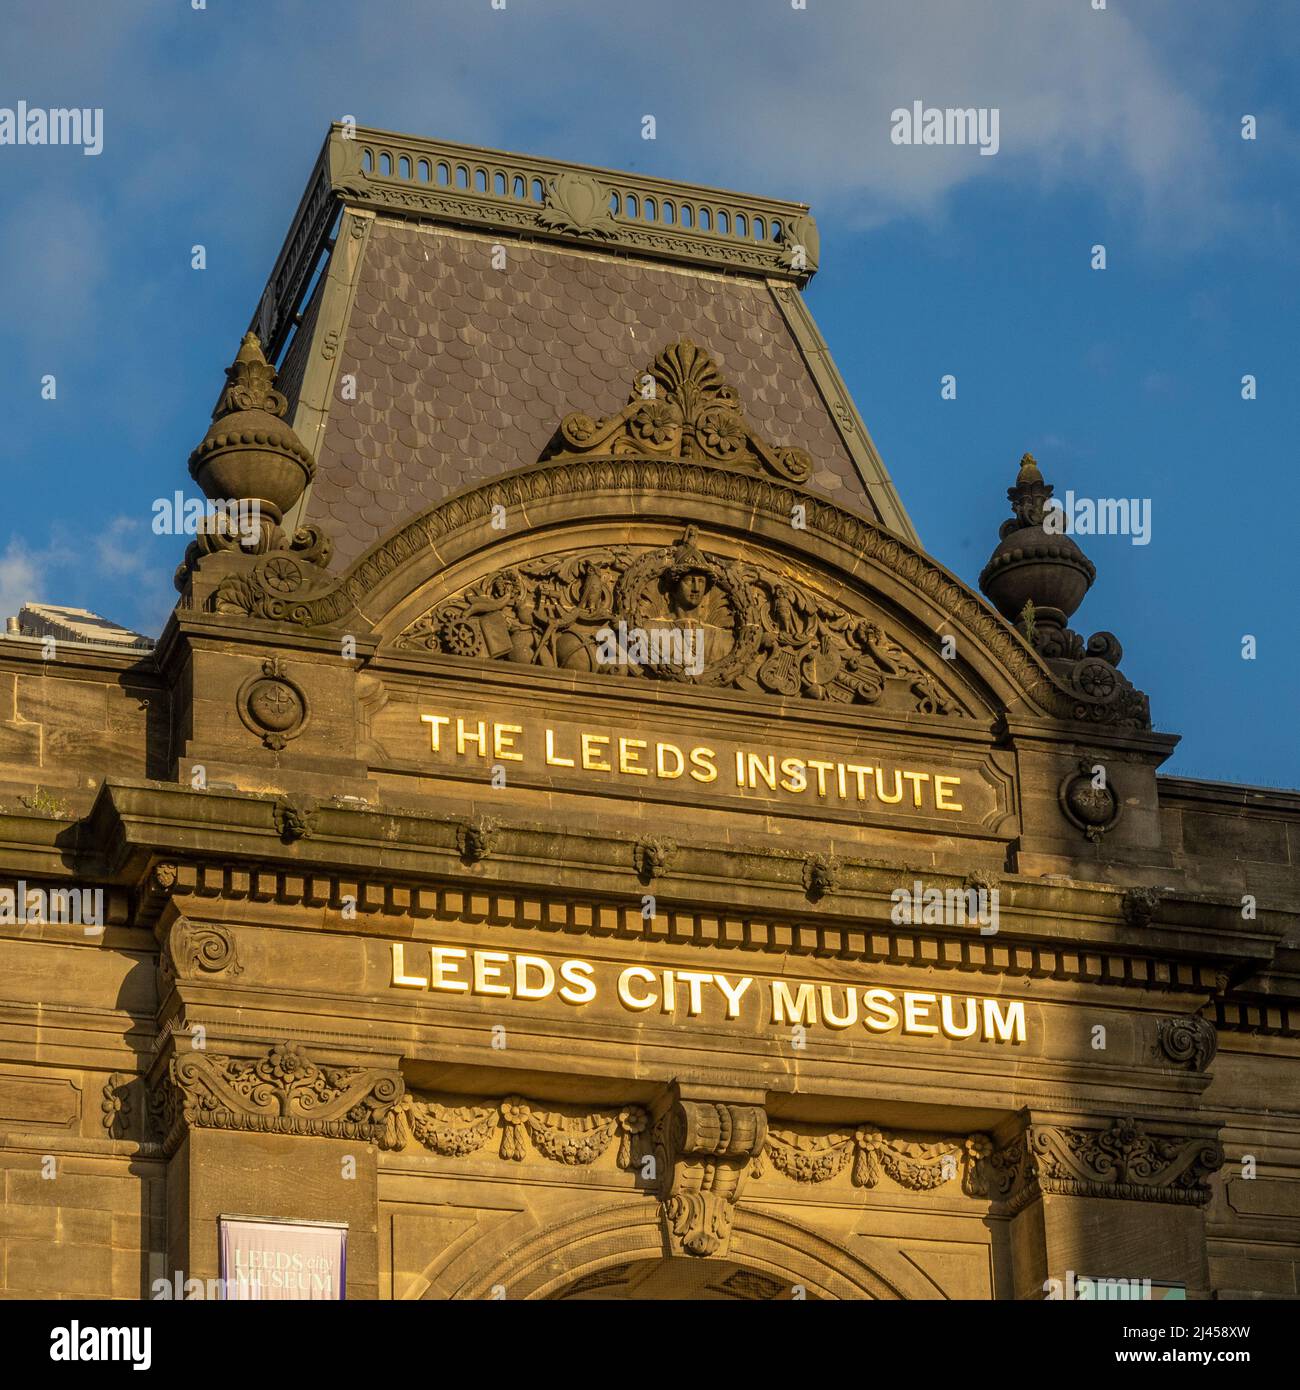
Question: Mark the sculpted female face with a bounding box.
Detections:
[672,570,709,613]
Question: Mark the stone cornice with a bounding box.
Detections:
[251,125,818,361]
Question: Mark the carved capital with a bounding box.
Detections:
[150,1040,403,1155]
[1156,1015,1218,1071]
[653,1094,768,1258]
[983,1118,1224,1213]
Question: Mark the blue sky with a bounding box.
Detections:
[0,0,1296,787]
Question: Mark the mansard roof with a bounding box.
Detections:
[256,125,917,572]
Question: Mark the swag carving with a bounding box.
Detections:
[395,527,960,713]
[982,1118,1225,1214]
[759,1127,992,1196]
[398,1094,649,1169]
[541,339,814,484]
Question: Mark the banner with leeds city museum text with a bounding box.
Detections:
[219,1219,347,1300]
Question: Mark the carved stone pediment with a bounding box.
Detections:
[394,526,962,714]
[541,340,814,485]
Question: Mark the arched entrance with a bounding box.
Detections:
[554,1256,817,1300]
[418,1199,913,1300]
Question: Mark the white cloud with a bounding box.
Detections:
[0,541,43,625]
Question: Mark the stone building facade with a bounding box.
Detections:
[1,126,1297,1301]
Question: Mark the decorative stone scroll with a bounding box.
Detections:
[160,917,242,984]
[653,1097,768,1259]
[151,1041,404,1155]
[1156,1015,1218,1072]
[982,1118,1225,1214]
[541,340,814,485]
[758,1127,992,1197]
[396,526,960,713]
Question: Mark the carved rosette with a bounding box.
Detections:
[1156,1016,1218,1072]
[101,1072,133,1140]
[541,340,814,485]
[653,1098,768,1259]
[151,1041,404,1155]
[983,1119,1224,1214]
[759,1127,991,1197]
[160,917,243,984]
[395,527,960,714]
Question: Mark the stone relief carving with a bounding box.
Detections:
[273,795,317,842]
[151,1041,404,1155]
[802,853,837,901]
[982,1118,1224,1214]
[1122,885,1164,928]
[457,814,499,864]
[395,526,960,714]
[540,340,814,485]
[1058,757,1121,843]
[160,917,242,984]
[237,657,309,750]
[211,454,1145,728]
[396,1095,649,1170]
[1156,1016,1218,1072]
[101,1073,132,1140]
[758,1127,991,1196]
[633,837,676,884]
[652,1097,768,1259]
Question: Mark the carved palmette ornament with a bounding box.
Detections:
[153,1041,404,1154]
[542,340,814,484]
[396,527,959,714]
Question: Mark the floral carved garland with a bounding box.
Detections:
[759,1127,992,1196]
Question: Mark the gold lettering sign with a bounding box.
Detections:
[418,711,965,814]
[390,942,1026,1044]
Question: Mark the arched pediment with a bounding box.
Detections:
[210,455,1113,727]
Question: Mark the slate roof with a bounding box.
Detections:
[295,223,884,570]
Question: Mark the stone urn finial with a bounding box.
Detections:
[187,332,316,531]
[979,452,1096,639]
